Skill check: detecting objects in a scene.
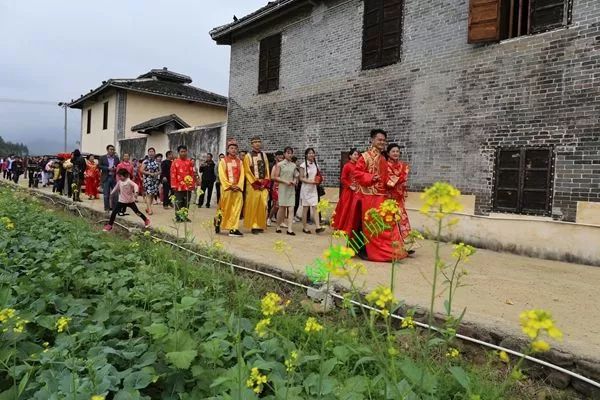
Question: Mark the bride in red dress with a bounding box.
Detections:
[386,143,411,240]
[84,154,100,199]
[332,148,360,234]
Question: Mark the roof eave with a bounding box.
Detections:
[67,82,113,109]
[210,0,304,45]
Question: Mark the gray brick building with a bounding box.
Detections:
[211,0,600,222]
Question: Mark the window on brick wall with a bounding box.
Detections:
[468,0,571,43]
[362,0,404,70]
[258,33,281,94]
[102,101,109,130]
[86,109,92,134]
[493,147,554,215]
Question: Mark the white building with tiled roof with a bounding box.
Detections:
[68,68,228,157]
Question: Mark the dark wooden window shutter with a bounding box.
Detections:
[530,0,565,33]
[102,101,109,130]
[468,0,502,43]
[258,33,281,94]
[493,147,553,215]
[362,0,403,70]
[86,109,92,134]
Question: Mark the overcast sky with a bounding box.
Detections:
[0,0,265,154]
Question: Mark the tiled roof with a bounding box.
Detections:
[131,114,190,133]
[68,68,228,109]
[137,68,192,84]
[210,0,303,44]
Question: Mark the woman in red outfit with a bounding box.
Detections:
[84,154,100,199]
[386,143,411,240]
[332,148,360,234]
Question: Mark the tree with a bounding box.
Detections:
[0,136,29,157]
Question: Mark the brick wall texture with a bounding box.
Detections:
[224,0,600,221]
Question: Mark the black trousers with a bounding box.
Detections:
[162,181,172,207]
[109,202,147,226]
[197,180,215,207]
[12,171,21,184]
[174,191,192,221]
[216,182,221,205]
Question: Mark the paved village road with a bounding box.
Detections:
[22,184,600,362]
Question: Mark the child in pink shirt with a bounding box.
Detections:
[103,169,150,231]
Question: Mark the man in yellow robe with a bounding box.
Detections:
[217,139,245,237]
[243,136,270,234]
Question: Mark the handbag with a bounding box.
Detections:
[317,184,326,198]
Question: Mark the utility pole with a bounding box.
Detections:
[58,102,68,152]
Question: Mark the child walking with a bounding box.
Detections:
[103,169,150,232]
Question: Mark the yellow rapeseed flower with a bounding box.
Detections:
[260,292,284,317]
[365,286,396,310]
[331,230,348,240]
[0,217,14,230]
[498,350,510,364]
[446,348,460,359]
[322,245,355,276]
[212,240,224,250]
[91,395,105,400]
[519,309,562,341]
[0,308,16,323]
[273,240,291,254]
[401,316,415,329]
[56,316,71,333]
[419,182,463,218]
[246,367,268,394]
[451,242,476,260]
[316,199,332,216]
[531,340,550,353]
[12,318,28,333]
[304,317,324,334]
[285,350,299,372]
[255,318,271,338]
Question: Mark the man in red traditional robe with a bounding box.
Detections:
[351,129,407,262]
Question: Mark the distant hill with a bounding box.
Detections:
[0,136,29,156]
[26,138,78,156]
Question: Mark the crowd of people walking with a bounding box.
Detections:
[1,128,411,261]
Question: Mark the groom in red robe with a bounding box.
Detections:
[351,129,407,262]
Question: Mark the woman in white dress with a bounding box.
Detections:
[299,148,325,234]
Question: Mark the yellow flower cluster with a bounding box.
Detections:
[56,316,72,333]
[420,182,463,218]
[316,199,332,216]
[176,207,189,220]
[519,309,562,354]
[255,318,271,338]
[498,350,510,364]
[91,395,105,400]
[284,350,299,372]
[260,292,285,317]
[273,240,291,254]
[304,317,324,334]
[519,309,562,339]
[196,187,204,197]
[0,308,16,322]
[212,240,224,250]
[331,230,348,240]
[323,245,355,276]
[401,316,415,329]
[183,175,194,186]
[451,243,476,260]
[0,308,27,334]
[246,367,268,394]
[0,217,15,230]
[446,348,460,359]
[365,287,396,310]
